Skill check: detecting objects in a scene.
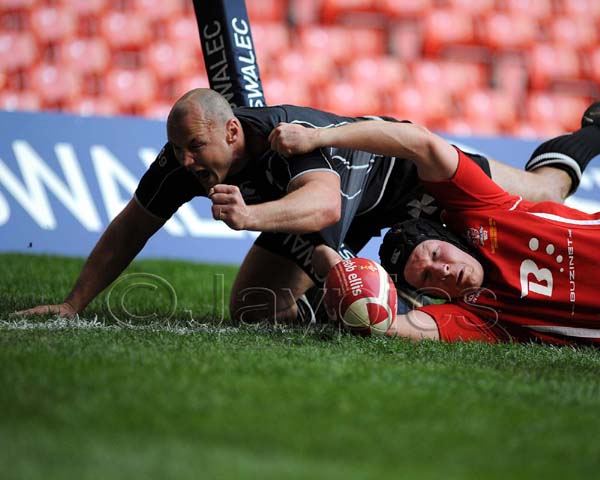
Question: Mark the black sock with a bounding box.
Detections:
[525,126,600,194]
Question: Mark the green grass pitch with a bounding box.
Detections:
[1,253,600,479]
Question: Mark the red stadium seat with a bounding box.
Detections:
[131,0,183,22]
[558,0,600,20]
[440,115,500,136]
[29,6,76,44]
[524,92,587,132]
[547,18,597,51]
[389,24,423,61]
[297,26,347,63]
[348,56,406,92]
[105,68,157,109]
[422,9,475,56]
[145,41,196,81]
[255,53,272,82]
[491,55,529,98]
[0,89,40,111]
[262,76,312,106]
[410,61,444,89]
[411,60,488,96]
[445,0,494,16]
[553,94,592,131]
[30,62,81,104]
[0,8,26,34]
[298,25,385,64]
[166,15,200,49]
[320,81,382,117]
[437,118,474,136]
[0,32,37,71]
[350,27,386,58]
[251,22,290,65]
[391,84,453,126]
[278,49,338,88]
[377,0,432,18]
[460,88,518,132]
[321,0,374,23]
[143,101,173,121]
[526,92,558,125]
[59,0,106,16]
[66,95,119,117]
[246,0,287,22]
[60,37,110,75]
[4,70,24,91]
[528,43,581,90]
[521,94,570,137]
[173,74,210,99]
[501,0,552,21]
[288,0,322,25]
[100,11,149,50]
[1,0,38,9]
[590,47,600,83]
[510,121,543,139]
[479,13,537,50]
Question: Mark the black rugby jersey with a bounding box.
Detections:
[135,105,411,248]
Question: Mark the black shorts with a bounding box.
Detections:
[254,151,491,284]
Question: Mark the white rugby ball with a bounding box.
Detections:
[324,257,397,335]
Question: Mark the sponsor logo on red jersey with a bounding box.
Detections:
[466,226,488,247]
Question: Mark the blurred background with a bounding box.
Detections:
[1,0,599,138]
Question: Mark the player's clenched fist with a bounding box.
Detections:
[208,184,252,231]
[268,122,320,156]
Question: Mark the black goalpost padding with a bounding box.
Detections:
[192,0,266,108]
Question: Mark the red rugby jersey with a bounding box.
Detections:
[418,149,600,345]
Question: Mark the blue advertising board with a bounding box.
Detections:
[1,110,599,265]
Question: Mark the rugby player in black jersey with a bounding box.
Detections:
[15,88,582,323]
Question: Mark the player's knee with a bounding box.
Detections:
[528,167,572,202]
[311,244,343,279]
[273,302,299,323]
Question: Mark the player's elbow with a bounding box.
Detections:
[327,197,342,224]
[410,124,438,159]
[412,125,458,180]
[317,195,341,229]
[298,201,341,233]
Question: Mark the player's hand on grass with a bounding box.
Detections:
[208,184,252,230]
[13,302,77,318]
[269,122,320,156]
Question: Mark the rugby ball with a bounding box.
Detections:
[324,258,397,335]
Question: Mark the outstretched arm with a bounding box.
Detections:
[14,198,165,317]
[269,121,459,182]
[312,244,440,340]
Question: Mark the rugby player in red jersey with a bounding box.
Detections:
[270,103,600,346]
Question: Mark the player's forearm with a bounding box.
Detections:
[315,121,427,158]
[246,187,340,234]
[315,121,458,181]
[386,311,440,341]
[63,223,147,313]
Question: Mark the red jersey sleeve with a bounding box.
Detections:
[422,148,522,212]
[418,303,510,343]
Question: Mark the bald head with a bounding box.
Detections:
[165,89,246,186]
[167,88,234,131]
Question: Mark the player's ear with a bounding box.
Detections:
[225,118,241,144]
